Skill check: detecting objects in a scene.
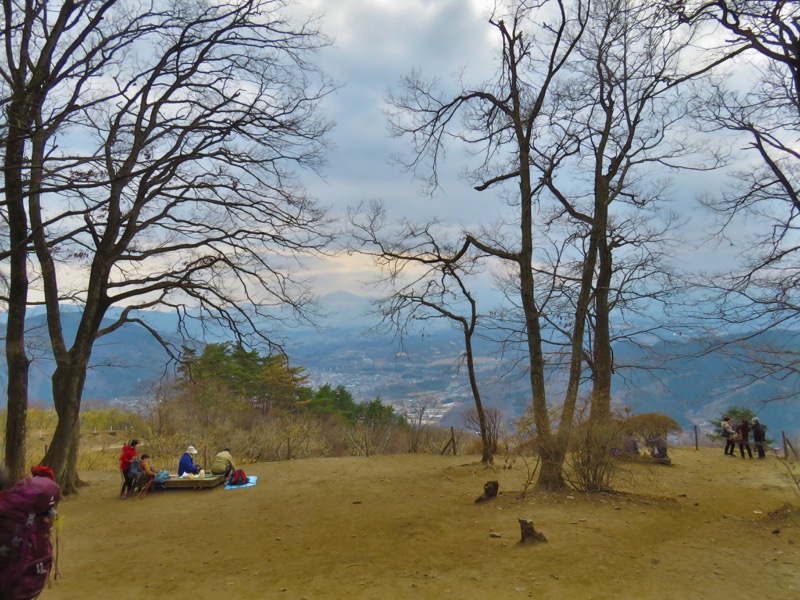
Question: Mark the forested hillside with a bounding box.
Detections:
[4,296,797,437]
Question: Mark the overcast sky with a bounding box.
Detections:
[293,0,746,303]
[295,0,503,297]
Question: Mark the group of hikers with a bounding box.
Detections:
[118,440,238,499]
[720,416,768,459]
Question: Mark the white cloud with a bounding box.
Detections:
[293,0,770,303]
[291,0,504,296]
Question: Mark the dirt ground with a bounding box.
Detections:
[39,448,799,600]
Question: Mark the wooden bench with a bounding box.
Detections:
[159,474,225,490]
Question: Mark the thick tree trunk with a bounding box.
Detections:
[517,155,565,491]
[536,444,568,491]
[3,117,31,482]
[44,363,89,495]
[4,300,29,482]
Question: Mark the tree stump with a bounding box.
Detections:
[518,517,548,544]
[474,480,499,503]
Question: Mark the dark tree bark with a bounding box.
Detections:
[534,0,730,429]
[3,113,31,482]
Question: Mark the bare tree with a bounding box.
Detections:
[535,0,725,424]
[463,406,503,456]
[403,394,436,454]
[386,0,726,489]
[387,0,592,489]
[1,0,335,492]
[0,0,147,481]
[674,1,800,107]
[350,202,496,463]
[677,1,800,391]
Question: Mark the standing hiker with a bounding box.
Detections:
[735,419,753,459]
[752,418,767,460]
[721,417,736,457]
[119,439,140,499]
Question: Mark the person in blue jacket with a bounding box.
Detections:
[178,445,201,476]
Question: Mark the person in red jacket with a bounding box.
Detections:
[118,439,139,499]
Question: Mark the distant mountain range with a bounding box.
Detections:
[2,292,798,438]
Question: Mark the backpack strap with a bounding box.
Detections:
[52,511,62,582]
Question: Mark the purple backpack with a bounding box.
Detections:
[0,476,61,600]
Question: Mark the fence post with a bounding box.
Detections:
[783,431,799,460]
[694,425,698,450]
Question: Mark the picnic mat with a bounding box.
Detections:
[225,475,258,490]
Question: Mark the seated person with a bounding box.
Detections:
[140,454,157,481]
[132,453,157,492]
[178,445,201,476]
[210,448,237,478]
[649,436,669,459]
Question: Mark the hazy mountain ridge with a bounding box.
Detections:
[2,293,798,436]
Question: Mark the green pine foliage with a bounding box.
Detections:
[352,397,407,428]
[177,343,404,425]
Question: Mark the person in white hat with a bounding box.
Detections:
[178,445,201,476]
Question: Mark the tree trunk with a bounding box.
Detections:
[517,157,564,491]
[4,265,29,482]
[464,328,493,464]
[536,444,568,491]
[32,167,110,493]
[550,211,603,488]
[3,116,31,483]
[590,228,613,424]
[44,363,89,495]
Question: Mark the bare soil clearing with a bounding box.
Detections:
[40,448,799,600]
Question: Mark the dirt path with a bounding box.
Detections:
[40,448,799,599]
